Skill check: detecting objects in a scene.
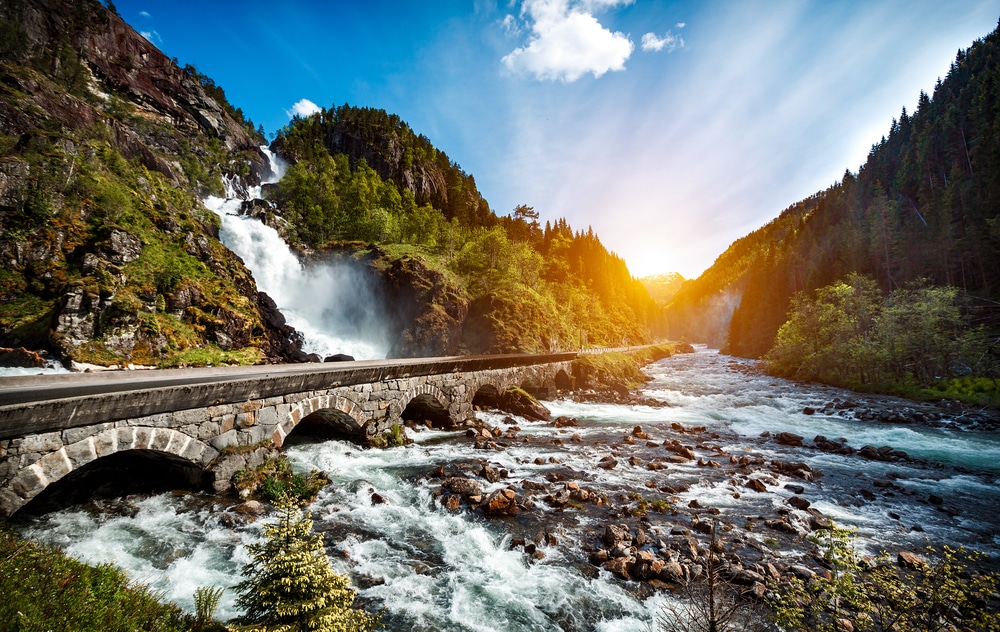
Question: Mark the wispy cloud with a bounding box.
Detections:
[641,30,683,53]
[501,0,635,82]
[140,30,162,44]
[139,10,151,18]
[286,98,321,119]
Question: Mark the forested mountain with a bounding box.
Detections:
[667,19,1000,359]
[0,0,662,365]
[263,108,664,354]
[0,0,301,366]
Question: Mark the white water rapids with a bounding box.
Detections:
[202,148,389,360]
[16,347,1000,629]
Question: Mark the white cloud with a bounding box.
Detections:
[286,98,321,119]
[139,10,151,18]
[641,30,684,53]
[501,14,521,37]
[140,30,162,44]
[501,0,635,82]
[676,22,685,29]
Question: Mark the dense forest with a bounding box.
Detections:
[264,105,665,353]
[667,19,1000,374]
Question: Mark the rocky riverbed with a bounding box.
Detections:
[13,347,1000,630]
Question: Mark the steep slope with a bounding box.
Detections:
[667,19,1000,357]
[0,0,300,366]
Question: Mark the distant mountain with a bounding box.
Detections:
[640,273,686,306]
[667,19,1000,357]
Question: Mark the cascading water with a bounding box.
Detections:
[16,346,1000,629]
[202,147,389,360]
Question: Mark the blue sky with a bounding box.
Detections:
[113,0,1000,278]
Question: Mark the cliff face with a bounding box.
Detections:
[0,0,299,366]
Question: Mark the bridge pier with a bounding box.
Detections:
[0,357,573,517]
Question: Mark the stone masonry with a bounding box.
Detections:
[0,360,572,518]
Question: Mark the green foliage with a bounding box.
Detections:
[769,525,1000,632]
[669,23,1000,363]
[573,344,686,388]
[232,456,330,505]
[765,274,983,388]
[368,423,409,448]
[0,526,198,631]
[232,494,379,632]
[269,105,666,352]
[193,585,225,630]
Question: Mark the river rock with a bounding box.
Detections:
[897,551,925,569]
[603,556,632,579]
[788,495,811,510]
[481,488,519,516]
[775,432,804,446]
[745,479,767,493]
[498,387,551,421]
[0,347,48,368]
[443,477,481,496]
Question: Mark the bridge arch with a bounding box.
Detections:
[400,384,453,428]
[276,394,367,447]
[1,426,214,518]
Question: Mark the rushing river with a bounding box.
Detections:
[14,347,1000,630]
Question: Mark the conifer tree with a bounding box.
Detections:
[232,494,379,632]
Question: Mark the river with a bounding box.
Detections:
[14,346,1000,630]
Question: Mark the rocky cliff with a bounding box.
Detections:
[0,0,300,367]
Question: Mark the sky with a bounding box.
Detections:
[111,0,1000,279]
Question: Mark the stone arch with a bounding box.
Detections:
[0,426,214,519]
[276,393,367,447]
[398,384,453,429]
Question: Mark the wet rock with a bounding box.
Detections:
[603,524,632,548]
[803,407,816,415]
[442,477,481,497]
[745,479,767,493]
[589,549,610,565]
[659,560,685,583]
[775,432,804,446]
[632,425,650,440]
[498,387,551,421]
[597,456,618,470]
[233,500,266,516]
[551,416,579,428]
[806,508,832,530]
[788,496,811,510]
[785,484,805,494]
[481,488,520,516]
[789,564,817,580]
[897,551,925,569]
[603,556,632,579]
[441,494,462,511]
[324,353,355,362]
[479,464,501,483]
[370,492,387,505]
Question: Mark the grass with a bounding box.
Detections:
[573,342,690,388]
[0,526,210,631]
[231,456,329,505]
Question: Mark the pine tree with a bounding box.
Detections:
[232,494,379,632]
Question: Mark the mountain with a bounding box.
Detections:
[0,0,301,366]
[640,272,686,306]
[667,19,1000,358]
[261,107,665,355]
[0,0,663,366]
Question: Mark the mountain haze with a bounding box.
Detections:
[667,18,1000,358]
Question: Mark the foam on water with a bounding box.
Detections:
[17,345,1000,626]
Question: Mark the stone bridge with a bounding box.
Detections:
[0,353,575,518]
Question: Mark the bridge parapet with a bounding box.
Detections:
[0,355,575,518]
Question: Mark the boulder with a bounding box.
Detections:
[497,387,551,421]
[0,347,47,368]
[442,477,481,497]
[788,496,811,510]
[481,488,519,516]
[603,556,632,579]
[775,432,804,446]
[745,479,768,493]
[897,551,925,569]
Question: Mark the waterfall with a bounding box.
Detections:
[202,147,389,360]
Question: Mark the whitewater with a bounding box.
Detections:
[202,148,389,361]
[16,347,1000,629]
